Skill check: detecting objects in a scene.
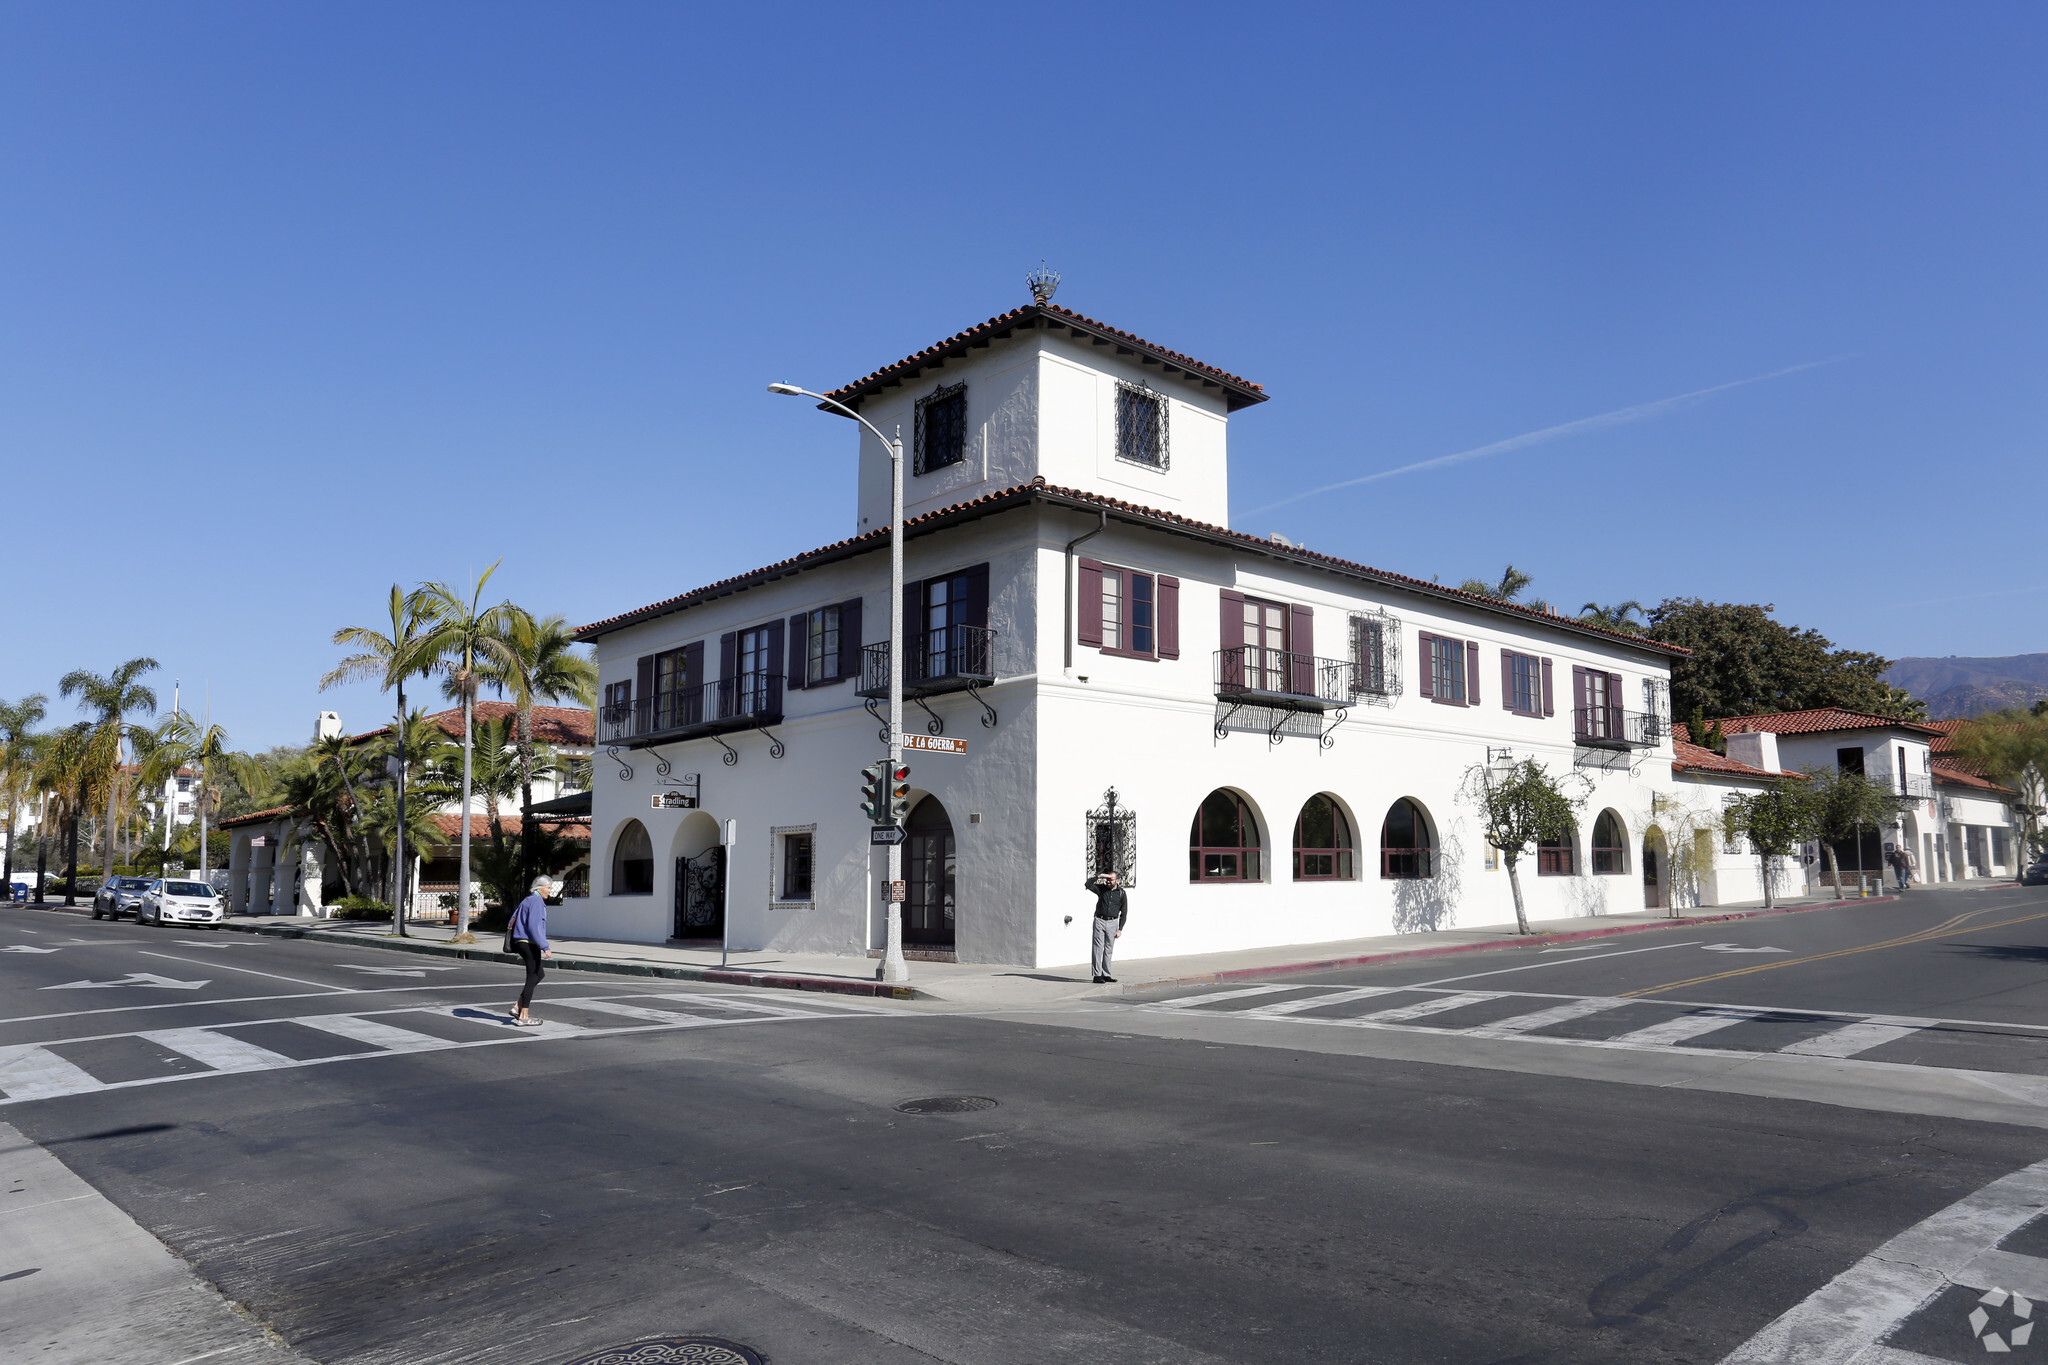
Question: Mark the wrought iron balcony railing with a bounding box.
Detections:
[1574,705,1663,750]
[598,671,782,748]
[857,624,996,700]
[1214,646,1352,712]
[1896,773,1935,800]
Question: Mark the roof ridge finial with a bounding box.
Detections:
[1027,261,1060,306]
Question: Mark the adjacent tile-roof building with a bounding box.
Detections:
[349,701,593,748]
[1671,739,1802,780]
[1711,708,1943,738]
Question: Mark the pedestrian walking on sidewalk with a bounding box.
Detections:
[1889,846,1912,892]
[509,875,555,1025]
[1086,871,1127,984]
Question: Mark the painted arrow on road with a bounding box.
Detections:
[335,963,461,977]
[2,945,59,953]
[42,972,209,990]
[1700,943,1790,954]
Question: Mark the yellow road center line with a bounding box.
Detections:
[1620,908,2048,998]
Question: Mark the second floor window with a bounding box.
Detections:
[915,382,967,474]
[1101,569,1155,655]
[1351,617,1386,695]
[1508,652,1543,716]
[1431,635,1467,704]
[1115,382,1167,468]
[805,606,841,685]
[604,679,631,714]
[654,646,696,727]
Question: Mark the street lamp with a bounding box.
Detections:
[769,382,910,985]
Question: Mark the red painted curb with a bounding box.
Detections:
[1124,894,1900,995]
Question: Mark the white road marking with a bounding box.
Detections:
[418,1002,586,1038]
[1609,1007,1769,1047]
[1239,987,1401,1017]
[2,946,58,954]
[1702,943,1791,954]
[641,991,885,1018]
[1401,940,1705,988]
[140,951,346,992]
[0,981,514,1028]
[293,1014,456,1052]
[0,1044,104,1100]
[43,972,208,991]
[1151,984,1304,1009]
[1347,991,1504,1023]
[140,1029,299,1073]
[565,997,720,1024]
[332,963,459,977]
[1781,1020,1926,1058]
[1717,1155,2048,1364]
[1465,996,1634,1037]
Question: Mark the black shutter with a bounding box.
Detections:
[837,596,863,682]
[1157,575,1180,659]
[964,562,989,629]
[718,632,737,718]
[1078,558,1105,647]
[766,620,785,717]
[635,655,653,705]
[787,613,809,690]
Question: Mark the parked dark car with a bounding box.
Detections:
[91,876,157,920]
[2024,859,2048,887]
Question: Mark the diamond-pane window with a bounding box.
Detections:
[915,383,967,475]
[1115,384,1166,468]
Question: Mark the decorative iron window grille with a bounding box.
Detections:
[914,382,968,475]
[1642,678,1671,731]
[1348,610,1402,704]
[1114,381,1169,470]
[1085,787,1137,888]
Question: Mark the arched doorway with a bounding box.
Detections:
[1643,826,1670,909]
[904,796,956,948]
[671,811,723,941]
[612,820,654,896]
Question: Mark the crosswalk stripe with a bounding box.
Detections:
[639,992,855,1019]
[1151,984,1305,1010]
[293,1014,458,1052]
[1241,987,1401,1017]
[1466,997,1634,1037]
[1778,1019,1925,1058]
[140,1028,300,1072]
[1348,991,1503,1024]
[1604,1007,1767,1047]
[0,1044,105,1100]
[563,997,725,1024]
[417,1004,586,1037]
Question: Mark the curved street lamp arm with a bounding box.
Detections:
[773,385,900,455]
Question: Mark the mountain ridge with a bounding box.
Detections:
[1884,654,2048,719]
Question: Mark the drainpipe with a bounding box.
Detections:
[1063,509,1108,675]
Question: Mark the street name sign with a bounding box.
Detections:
[870,825,907,845]
[900,734,966,755]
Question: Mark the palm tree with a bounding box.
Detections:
[0,694,49,894]
[59,657,159,885]
[141,712,253,881]
[1459,565,1551,614]
[310,733,377,896]
[1578,600,1647,635]
[322,587,437,935]
[480,608,596,895]
[35,723,104,906]
[415,562,514,942]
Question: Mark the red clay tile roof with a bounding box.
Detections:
[574,482,1687,657]
[1672,739,1803,779]
[822,303,1268,413]
[348,701,593,748]
[428,813,590,842]
[1711,708,1943,738]
[217,805,294,829]
[1932,759,2017,796]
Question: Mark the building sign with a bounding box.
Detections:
[651,791,698,810]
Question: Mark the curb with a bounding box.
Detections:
[216,919,928,1001]
[1119,894,1901,995]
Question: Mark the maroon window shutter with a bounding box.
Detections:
[1541,657,1554,716]
[964,562,990,629]
[1288,604,1315,695]
[1418,632,1435,698]
[1501,650,1514,711]
[786,614,809,690]
[1157,575,1180,659]
[1572,666,1588,732]
[837,596,862,682]
[635,654,654,704]
[1466,641,1480,707]
[1220,590,1245,651]
[1078,557,1105,647]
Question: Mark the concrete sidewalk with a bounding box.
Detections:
[203,885,1932,1008]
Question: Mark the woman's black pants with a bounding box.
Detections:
[514,939,545,1012]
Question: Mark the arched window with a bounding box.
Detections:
[1537,822,1577,876]
[1190,790,1261,882]
[1293,794,1355,880]
[612,819,654,896]
[1380,799,1434,879]
[1591,810,1628,875]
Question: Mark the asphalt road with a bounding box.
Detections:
[8,889,2048,1364]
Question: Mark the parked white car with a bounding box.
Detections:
[139,878,224,928]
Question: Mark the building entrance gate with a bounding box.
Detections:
[675,847,725,940]
[903,796,956,948]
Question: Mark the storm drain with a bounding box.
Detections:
[562,1337,765,1364]
[895,1095,999,1115]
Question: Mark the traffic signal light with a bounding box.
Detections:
[859,762,887,822]
[887,764,912,823]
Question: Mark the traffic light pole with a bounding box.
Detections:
[880,420,909,984]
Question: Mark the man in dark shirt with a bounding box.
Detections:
[1087,871,1127,983]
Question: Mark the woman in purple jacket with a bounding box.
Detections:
[509,875,556,1026]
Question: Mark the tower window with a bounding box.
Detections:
[914,383,968,475]
[1115,382,1169,469]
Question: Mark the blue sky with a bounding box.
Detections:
[4,4,2043,749]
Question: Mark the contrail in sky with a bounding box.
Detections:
[1245,356,1854,518]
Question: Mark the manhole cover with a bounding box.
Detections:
[895,1095,998,1114]
[562,1337,766,1365]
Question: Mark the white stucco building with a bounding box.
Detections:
[557,298,1845,968]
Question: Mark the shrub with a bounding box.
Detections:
[325,896,392,921]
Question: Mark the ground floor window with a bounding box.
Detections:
[1380,798,1433,879]
[612,820,653,896]
[780,830,814,901]
[1191,790,1261,881]
[1293,794,1355,880]
[1537,826,1576,877]
[1591,810,1627,875]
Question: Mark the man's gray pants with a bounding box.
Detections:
[1092,916,1117,978]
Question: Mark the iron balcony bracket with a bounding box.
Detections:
[1319,707,1349,751]
[753,723,786,760]
[966,680,997,729]
[710,734,740,767]
[1214,700,1247,740]
[653,750,673,778]
[912,696,946,735]
[1267,709,1290,747]
[606,745,633,781]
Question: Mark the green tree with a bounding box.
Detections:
[1802,767,1907,898]
[478,608,596,895]
[415,562,515,942]
[1952,707,2048,857]
[322,586,438,934]
[1645,599,1894,721]
[1722,783,1818,909]
[1458,564,1551,614]
[59,657,159,884]
[1460,757,1585,934]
